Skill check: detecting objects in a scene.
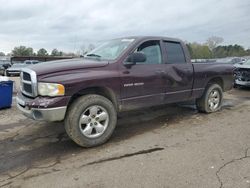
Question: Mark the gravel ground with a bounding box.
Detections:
[0,78,250,188]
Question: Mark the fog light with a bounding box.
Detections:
[33,110,43,120]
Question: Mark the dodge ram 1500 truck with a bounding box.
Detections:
[16,36,234,147]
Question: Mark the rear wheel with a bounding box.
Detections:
[65,94,117,147]
[196,84,223,113]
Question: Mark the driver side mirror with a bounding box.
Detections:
[124,52,146,67]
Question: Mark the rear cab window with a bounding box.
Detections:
[164,41,186,64]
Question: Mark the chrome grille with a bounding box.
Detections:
[23,72,31,81]
[20,68,38,97]
[23,83,32,93]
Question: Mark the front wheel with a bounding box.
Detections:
[196,84,223,113]
[65,94,117,147]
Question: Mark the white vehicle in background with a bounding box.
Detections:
[234,59,250,87]
[0,61,11,75]
[216,57,246,64]
[5,60,40,76]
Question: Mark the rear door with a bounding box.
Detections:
[120,40,166,110]
[162,41,194,103]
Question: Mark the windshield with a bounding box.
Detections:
[85,38,135,60]
[24,61,32,64]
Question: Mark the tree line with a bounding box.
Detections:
[187,36,250,59]
[10,47,76,57]
[0,47,74,57]
[0,44,96,57]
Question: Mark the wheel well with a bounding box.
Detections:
[68,87,118,110]
[207,77,224,91]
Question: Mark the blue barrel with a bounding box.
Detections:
[0,81,13,109]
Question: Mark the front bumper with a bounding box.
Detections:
[7,70,20,75]
[235,80,250,86]
[16,93,69,121]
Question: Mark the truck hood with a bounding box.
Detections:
[28,58,109,76]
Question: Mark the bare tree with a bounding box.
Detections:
[206,36,224,51]
[80,45,87,55]
[88,44,95,52]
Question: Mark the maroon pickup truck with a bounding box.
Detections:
[16,36,234,147]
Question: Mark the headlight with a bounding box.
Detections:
[38,83,65,96]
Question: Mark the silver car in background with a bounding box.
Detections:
[234,59,250,87]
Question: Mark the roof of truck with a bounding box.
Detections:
[117,36,183,43]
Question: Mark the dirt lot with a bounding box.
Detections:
[8,77,20,94]
[0,77,250,188]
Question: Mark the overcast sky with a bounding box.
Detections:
[0,0,249,53]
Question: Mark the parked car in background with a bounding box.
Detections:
[234,59,250,87]
[0,61,11,75]
[6,60,40,76]
[216,57,246,64]
[16,36,234,147]
[191,59,216,63]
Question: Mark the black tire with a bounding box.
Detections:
[196,83,223,113]
[65,94,117,147]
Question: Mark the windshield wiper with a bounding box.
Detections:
[86,54,102,58]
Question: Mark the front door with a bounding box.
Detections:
[120,40,166,110]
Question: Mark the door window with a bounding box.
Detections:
[136,41,162,64]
